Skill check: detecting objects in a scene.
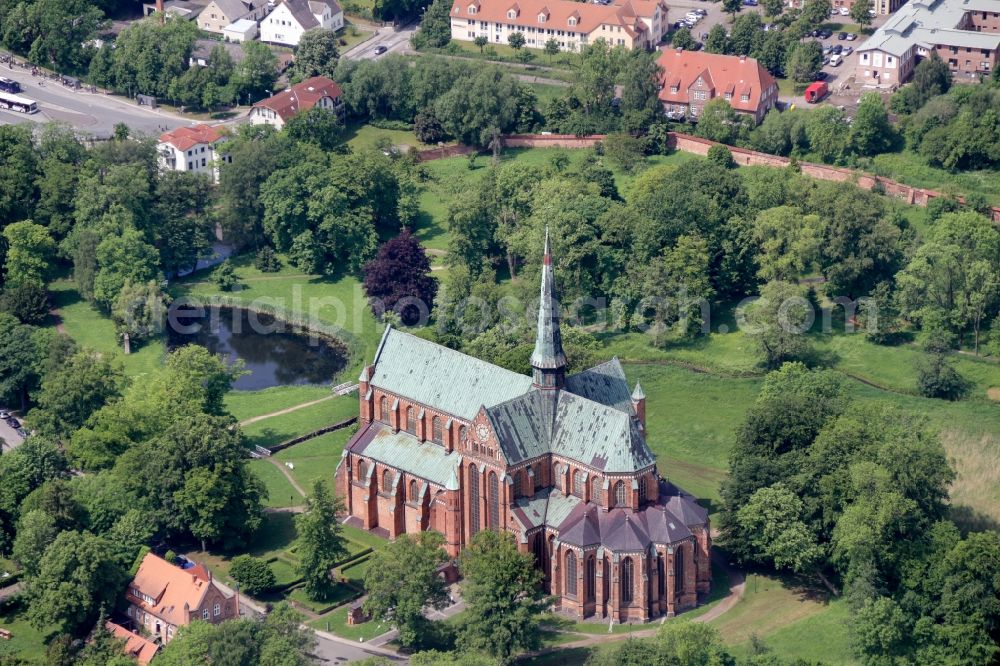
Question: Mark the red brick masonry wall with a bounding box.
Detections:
[417,133,1000,222]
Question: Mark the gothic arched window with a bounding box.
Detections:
[488,471,500,529]
[512,470,522,499]
[409,479,419,501]
[573,470,585,498]
[382,469,393,492]
[459,426,467,444]
[675,546,685,594]
[586,556,596,602]
[431,416,443,444]
[621,557,634,604]
[566,551,577,597]
[379,396,389,424]
[638,475,647,504]
[592,477,603,505]
[405,407,416,434]
[469,465,480,536]
[658,554,666,599]
[357,459,367,480]
[614,481,627,507]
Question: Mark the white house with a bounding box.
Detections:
[259,0,343,47]
[157,124,230,182]
[199,0,267,34]
[223,17,259,42]
[249,76,343,129]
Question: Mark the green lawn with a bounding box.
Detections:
[342,121,432,153]
[226,385,332,423]
[870,151,1000,206]
[710,574,856,664]
[338,22,374,51]
[309,603,394,642]
[241,395,356,449]
[48,281,165,378]
[250,459,302,507]
[0,601,50,663]
[274,428,356,496]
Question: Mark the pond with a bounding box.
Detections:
[166,306,348,391]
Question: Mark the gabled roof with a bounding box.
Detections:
[565,357,634,415]
[347,421,463,487]
[370,327,533,421]
[207,0,253,20]
[450,0,654,36]
[550,392,653,473]
[251,76,343,121]
[158,124,224,151]
[106,622,159,666]
[128,553,230,627]
[657,49,777,114]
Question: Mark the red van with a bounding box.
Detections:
[804,81,829,103]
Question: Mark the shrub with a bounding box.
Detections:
[0,282,50,324]
[707,144,736,168]
[213,260,238,291]
[917,353,970,400]
[230,555,276,596]
[255,246,282,273]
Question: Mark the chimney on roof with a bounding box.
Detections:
[739,55,746,61]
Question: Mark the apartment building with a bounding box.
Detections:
[448,0,669,52]
[857,0,1000,88]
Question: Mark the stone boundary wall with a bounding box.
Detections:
[415,133,1000,222]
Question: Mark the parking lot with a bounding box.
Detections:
[662,4,892,106]
[0,410,26,452]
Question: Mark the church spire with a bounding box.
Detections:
[531,228,566,389]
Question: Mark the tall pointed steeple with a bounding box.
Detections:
[531,228,567,390]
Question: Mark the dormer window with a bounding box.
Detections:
[508,9,515,18]
[568,16,576,25]
[670,85,678,93]
[538,12,546,22]
[467,4,476,13]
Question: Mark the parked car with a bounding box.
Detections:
[837,31,847,40]
[830,54,843,66]
[823,44,833,55]
[814,71,828,80]
[374,45,388,55]
[839,6,850,14]
[0,411,8,420]
[823,55,831,65]
[5,417,20,429]
[832,44,843,54]
[694,8,707,15]
[843,46,853,55]
[743,0,758,6]
[700,31,709,40]
[819,29,832,38]
[846,32,857,41]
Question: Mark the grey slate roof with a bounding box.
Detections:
[858,0,1000,57]
[370,326,533,421]
[348,421,461,487]
[550,392,654,473]
[282,0,320,29]
[565,357,634,415]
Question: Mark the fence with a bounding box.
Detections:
[415,133,1000,222]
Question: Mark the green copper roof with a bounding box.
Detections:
[351,422,462,488]
[530,229,567,371]
[370,326,533,420]
[565,358,634,415]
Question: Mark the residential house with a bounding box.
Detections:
[199,0,267,34]
[157,124,230,182]
[124,553,237,644]
[105,622,160,666]
[656,49,778,124]
[448,0,669,53]
[857,0,1000,88]
[335,235,712,623]
[249,75,343,128]
[259,0,343,46]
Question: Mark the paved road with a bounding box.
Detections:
[0,62,190,137]
[0,415,25,453]
[343,22,418,60]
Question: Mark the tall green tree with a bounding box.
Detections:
[743,280,813,368]
[24,530,128,636]
[2,221,55,287]
[291,28,340,82]
[296,479,349,601]
[0,313,40,409]
[414,0,453,48]
[27,350,127,439]
[363,532,449,648]
[850,92,895,156]
[850,0,873,28]
[752,205,823,282]
[459,530,550,664]
[233,40,278,100]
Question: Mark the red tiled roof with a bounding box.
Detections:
[127,553,228,627]
[106,622,160,666]
[449,0,656,39]
[158,123,224,151]
[252,75,343,121]
[656,49,777,114]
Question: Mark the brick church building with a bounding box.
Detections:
[335,235,712,622]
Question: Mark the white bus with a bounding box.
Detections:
[0,92,38,114]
